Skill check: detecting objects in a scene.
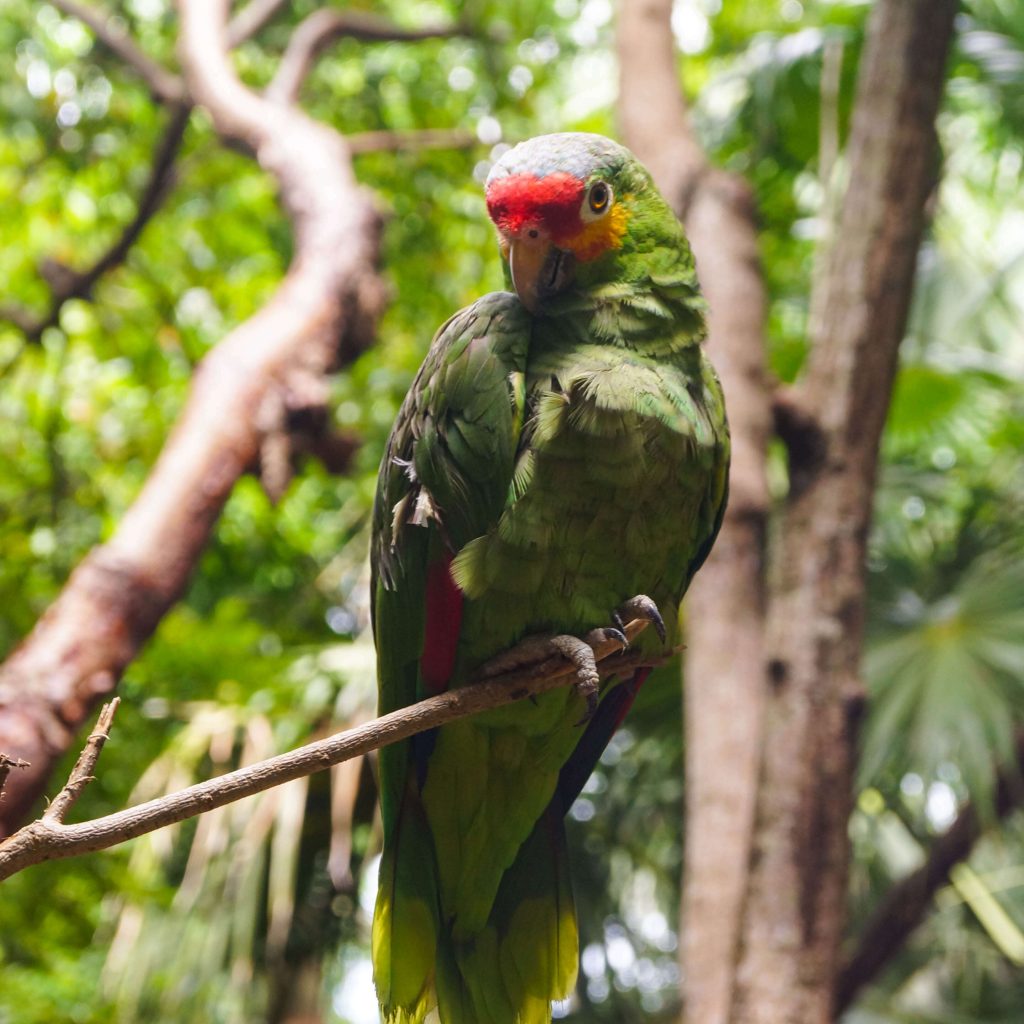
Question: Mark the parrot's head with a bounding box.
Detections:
[485,132,670,312]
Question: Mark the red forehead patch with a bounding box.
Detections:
[485,172,585,242]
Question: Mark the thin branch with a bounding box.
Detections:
[49,0,186,106]
[834,731,1024,1015]
[0,622,666,882]
[1,104,190,342]
[347,128,479,155]
[226,0,290,48]
[43,698,120,824]
[267,9,464,104]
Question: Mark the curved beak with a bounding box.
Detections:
[508,236,574,313]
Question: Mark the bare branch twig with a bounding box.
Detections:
[267,9,464,104]
[43,698,120,824]
[0,755,30,801]
[226,0,290,48]
[1,104,190,342]
[0,623,665,881]
[49,0,186,106]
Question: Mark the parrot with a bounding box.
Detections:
[370,132,729,1023]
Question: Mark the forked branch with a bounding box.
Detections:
[42,698,120,825]
[267,9,465,103]
[0,755,30,801]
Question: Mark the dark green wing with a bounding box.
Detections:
[372,291,531,599]
[370,291,532,1020]
[372,289,532,822]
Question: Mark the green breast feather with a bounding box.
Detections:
[371,132,729,1024]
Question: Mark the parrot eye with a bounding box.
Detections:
[581,182,610,222]
[585,181,612,217]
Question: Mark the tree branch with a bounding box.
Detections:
[42,698,119,825]
[834,731,1024,1015]
[226,0,290,48]
[737,5,957,1021]
[0,623,665,882]
[0,0,386,837]
[49,0,186,106]
[616,3,772,1022]
[0,755,30,801]
[1,103,190,342]
[347,128,479,155]
[267,9,464,104]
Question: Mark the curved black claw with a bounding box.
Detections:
[586,625,628,649]
[616,594,667,643]
[611,610,627,639]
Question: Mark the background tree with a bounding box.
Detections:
[2,2,1024,1023]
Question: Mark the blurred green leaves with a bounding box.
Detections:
[862,556,1024,809]
[2,1,1024,1022]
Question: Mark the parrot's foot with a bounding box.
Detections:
[556,630,626,724]
[476,627,627,723]
[613,594,667,643]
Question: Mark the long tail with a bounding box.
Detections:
[427,660,647,1024]
[374,668,651,1023]
[437,805,578,1024]
[374,799,576,1024]
[373,780,440,1023]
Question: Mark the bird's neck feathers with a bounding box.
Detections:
[543,188,708,357]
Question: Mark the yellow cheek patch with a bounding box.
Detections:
[565,202,629,262]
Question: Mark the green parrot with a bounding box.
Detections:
[371,133,729,1023]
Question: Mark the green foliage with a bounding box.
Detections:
[862,556,1024,806]
[1,1,1024,1022]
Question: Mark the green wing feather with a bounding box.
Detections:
[371,293,531,1022]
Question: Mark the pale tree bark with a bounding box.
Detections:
[617,3,771,1023]
[737,6,956,1022]
[0,1,405,836]
[618,0,957,1021]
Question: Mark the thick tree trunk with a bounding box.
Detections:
[617,3,771,1022]
[617,0,957,1021]
[734,6,956,1021]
